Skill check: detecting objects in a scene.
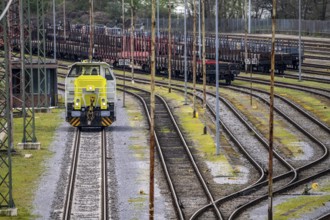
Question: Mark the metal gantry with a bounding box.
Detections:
[0,0,15,212]
[20,0,37,143]
[37,0,48,108]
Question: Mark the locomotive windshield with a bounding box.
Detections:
[68,65,101,77]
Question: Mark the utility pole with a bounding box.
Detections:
[248,0,251,33]
[52,0,56,62]
[268,0,276,219]
[244,0,252,106]
[130,0,134,83]
[198,0,201,60]
[244,0,248,74]
[215,0,220,155]
[184,0,187,105]
[193,0,197,118]
[168,1,172,93]
[202,0,207,135]
[157,0,159,38]
[298,0,302,81]
[150,0,156,219]
[88,0,94,61]
[63,0,66,42]
[122,0,126,107]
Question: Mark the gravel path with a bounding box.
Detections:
[32,95,174,219]
[32,114,73,219]
[109,95,172,219]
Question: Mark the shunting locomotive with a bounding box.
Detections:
[65,61,116,127]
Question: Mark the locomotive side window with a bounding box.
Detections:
[105,68,113,80]
[68,66,83,77]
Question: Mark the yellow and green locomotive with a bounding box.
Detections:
[65,61,116,127]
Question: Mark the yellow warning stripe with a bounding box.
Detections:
[102,117,112,127]
[70,118,80,127]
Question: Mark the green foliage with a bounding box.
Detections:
[274,195,330,220]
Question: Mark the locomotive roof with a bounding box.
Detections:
[69,61,110,68]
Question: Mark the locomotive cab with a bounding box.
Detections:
[65,61,116,127]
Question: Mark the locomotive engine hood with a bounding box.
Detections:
[73,75,107,110]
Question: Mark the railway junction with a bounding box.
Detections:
[1,0,330,219]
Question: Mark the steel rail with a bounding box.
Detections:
[116,77,296,220]
[63,128,81,220]
[116,76,330,219]
[101,129,108,220]
[163,80,328,220]
[231,84,330,131]
[117,87,185,220]
[224,88,329,219]
[171,79,329,218]
[118,85,224,219]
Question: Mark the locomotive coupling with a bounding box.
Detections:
[87,97,95,125]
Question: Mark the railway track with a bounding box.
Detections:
[117,77,296,219]
[302,63,330,70]
[118,75,330,219]
[240,72,330,84]
[166,81,329,219]
[56,60,330,218]
[118,85,223,219]
[304,55,330,61]
[236,76,330,99]
[194,90,297,219]
[155,80,329,219]
[63,128,108,219]
[222,85,330,219]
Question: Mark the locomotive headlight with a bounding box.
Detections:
[74,98,81,110]
[86,85,95,91]
[101,98,107,109]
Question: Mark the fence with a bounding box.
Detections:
[137,18,330,36]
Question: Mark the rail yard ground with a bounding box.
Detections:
[3,31,330,219]
[2,0,330,216]
[18,67,328,219]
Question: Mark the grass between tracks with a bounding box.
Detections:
[121,79,236,177]
[233,79,330,127]
[7,109,63,219]
[274,182,330,220]
[237,72,330,90]
[116,71,327,158]
[122,92,149,213]
[219,88,305,158]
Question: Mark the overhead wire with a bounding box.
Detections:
[0,0,14,21]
